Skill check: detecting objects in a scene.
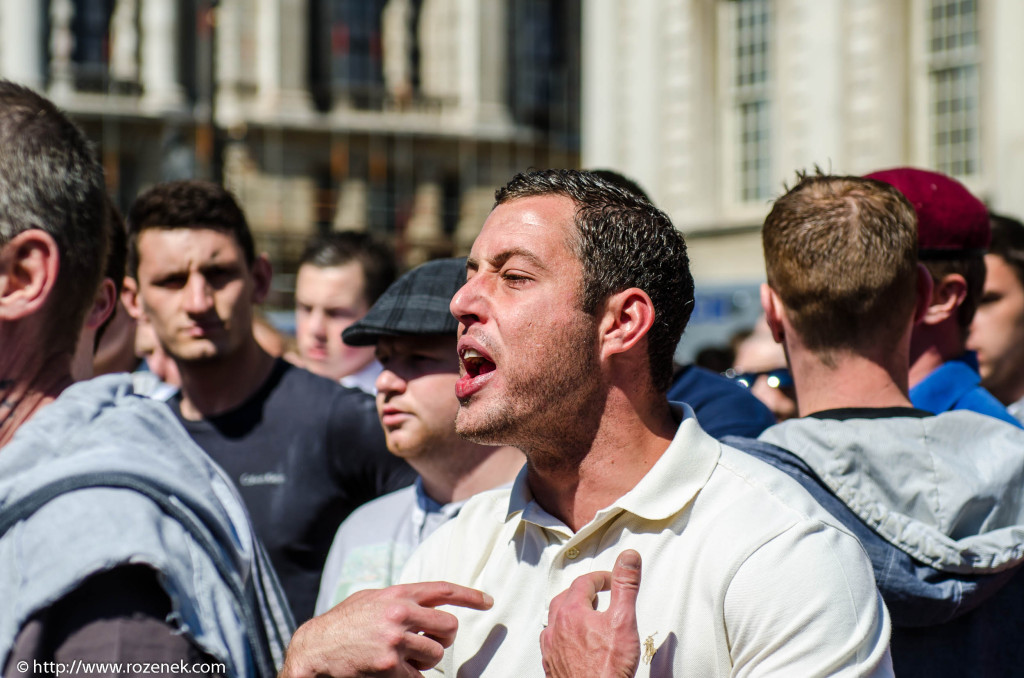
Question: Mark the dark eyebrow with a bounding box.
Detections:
[467,247,548,274]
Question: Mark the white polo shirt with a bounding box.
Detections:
[400,409,893,677]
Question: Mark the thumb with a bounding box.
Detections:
[608,549,641,622]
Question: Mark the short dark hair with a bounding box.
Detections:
[588,169,652,202]
[126,180,254,278]
[763,172,918,363]
[494,169,694,393]
[988,213,1024,288]
[0,80,107,351]
[298,231,398,307]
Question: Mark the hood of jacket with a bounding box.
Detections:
[759,410,1024,575]
[0,374,293,676]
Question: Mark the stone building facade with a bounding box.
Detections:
[582,0,1024,355]
[0,0,580,301]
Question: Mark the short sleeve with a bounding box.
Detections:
[724,521,894,677]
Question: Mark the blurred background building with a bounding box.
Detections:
[1,0,1022,361]
[0,0,581,309]
[583,0,1024,358]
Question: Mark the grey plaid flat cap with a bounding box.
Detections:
[342,256,466,346]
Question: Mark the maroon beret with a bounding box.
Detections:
[865,167,990,259]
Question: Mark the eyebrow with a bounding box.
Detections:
[466,247,548,273]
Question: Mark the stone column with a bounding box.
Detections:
[140,0,184,110]
[383,0,414,105]
[216,0,246,127]
[256,0,312,116]
[775,0,845,173]
[419,0,459,103]
[48,0,75,100]
[457,0,509,126]
[989,0,1024,218]
[109,0,139,87]
[0,0,45,89]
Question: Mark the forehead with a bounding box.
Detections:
[985,254,1024,291]
[296,261,366,301]
[377,335,459,373]
[136,227,246,269]
[471,194,577,266]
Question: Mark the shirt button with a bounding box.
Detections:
[565,547,580,560]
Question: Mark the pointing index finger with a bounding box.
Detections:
[406,581,495,610]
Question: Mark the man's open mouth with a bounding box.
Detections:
[461,348,496,378]
[456,346,497,399]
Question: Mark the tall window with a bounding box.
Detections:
[70,0,115,91]
[508,0,581,143]
[927,0,980,177]
[310,0,388,108]
[731,0,772,202]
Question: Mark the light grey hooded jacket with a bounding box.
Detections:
[750,410,1024,677]
[0,375,294,677]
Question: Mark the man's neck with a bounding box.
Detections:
[526,395,677,533]
[415,443,525,505]
[177,339,276,420]
[791,349,912,416]
[908,322,963,389]
[0,349,74,447]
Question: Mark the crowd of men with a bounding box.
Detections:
[4,79,1024,678]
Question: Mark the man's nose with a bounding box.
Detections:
[183,275,214,314]
[450,276,485,327]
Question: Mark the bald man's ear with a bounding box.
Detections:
[0,230,60,321]
[760,283,786,344]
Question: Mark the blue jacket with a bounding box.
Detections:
[0,376,294,677]
[910,355,1021,428]
[725,409,1024,677]
[667,364,776,439]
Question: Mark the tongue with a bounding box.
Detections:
[478,361,496,376]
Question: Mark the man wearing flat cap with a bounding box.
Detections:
[865,167,1019,425]
[313,257,523,614]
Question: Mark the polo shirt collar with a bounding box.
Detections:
[502,404,722,528]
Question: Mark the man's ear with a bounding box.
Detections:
[0,230,60,321]
[598,288,656,360]
[251,254,272,305]
[760,283,786,344]
[121,275,145,321]
[913,263,936,326]
[920,271,966,326]
[83,278,117,330]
